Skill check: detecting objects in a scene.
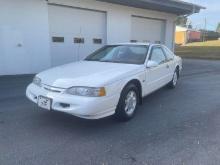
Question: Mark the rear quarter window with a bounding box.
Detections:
[163,46,174,60]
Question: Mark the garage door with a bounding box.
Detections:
[131,16,166,44]
[48,5,107,66]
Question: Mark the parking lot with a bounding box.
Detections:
[1,59,220,165]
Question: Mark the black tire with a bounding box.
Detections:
[168,68,179,89]
[114,84,139,121]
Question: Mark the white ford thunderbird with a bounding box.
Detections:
[26,43,182,121]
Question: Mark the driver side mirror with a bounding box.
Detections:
[146,60,159,68]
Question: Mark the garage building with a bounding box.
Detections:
[0,0,203,76]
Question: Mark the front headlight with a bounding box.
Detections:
[66,87,106,97]
[33,76,42,87]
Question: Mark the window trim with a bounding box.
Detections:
[162,46,174,61]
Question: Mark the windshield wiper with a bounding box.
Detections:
[99,60,114,63]
[84,59,99,61]
[100,60,124,64]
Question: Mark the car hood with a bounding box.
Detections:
[38,61,142,88]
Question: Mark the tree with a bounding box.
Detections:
[216,23,220,33]
[200,29,219,41]
[175,16,188,27]
[188,23,193,29]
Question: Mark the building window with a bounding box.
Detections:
[52,37,64,43]
[74,37,84,44]
[130,40,137,43]
[155,41,161,44]
[93,38,102,44]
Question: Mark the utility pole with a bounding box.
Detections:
[203,18,207,42]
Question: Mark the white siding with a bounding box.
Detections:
[0,0,177,75]
[48,0,176,48]
[0,0,51,75]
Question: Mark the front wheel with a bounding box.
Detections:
[168,69,179,89]
[114,84,139,121]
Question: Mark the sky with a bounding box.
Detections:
[183,0,220,31]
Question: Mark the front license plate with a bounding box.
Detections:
[38,96,51,110]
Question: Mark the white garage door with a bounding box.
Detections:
[131,16,166,44]
[48,5,107,66]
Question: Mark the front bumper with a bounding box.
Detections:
[26,83,119,119]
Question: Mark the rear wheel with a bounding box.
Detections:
[114,84,139,121]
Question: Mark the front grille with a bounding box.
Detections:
[44,87,61,93]
[42,84,65,93]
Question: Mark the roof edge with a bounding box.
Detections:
[96,0,205,15]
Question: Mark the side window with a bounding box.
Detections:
[149,47,166,64]
[74,37,84,44]
[52,37,64,43]
[163,46,174,60]
[93,38,102,44]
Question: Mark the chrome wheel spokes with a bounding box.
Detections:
[173,72,178,86]
[125,91,137,115]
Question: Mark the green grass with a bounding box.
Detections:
[185,40,220,47]
[175,40,220,60]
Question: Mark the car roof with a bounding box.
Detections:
[108,42,164,47]
[109,42,150,46]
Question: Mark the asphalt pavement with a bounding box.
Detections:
[1,59,220,165]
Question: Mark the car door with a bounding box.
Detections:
[144,46,170,95]
[162,46,176,82]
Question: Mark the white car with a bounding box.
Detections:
[26,43,182,121]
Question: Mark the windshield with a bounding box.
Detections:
[85,45,149,64]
